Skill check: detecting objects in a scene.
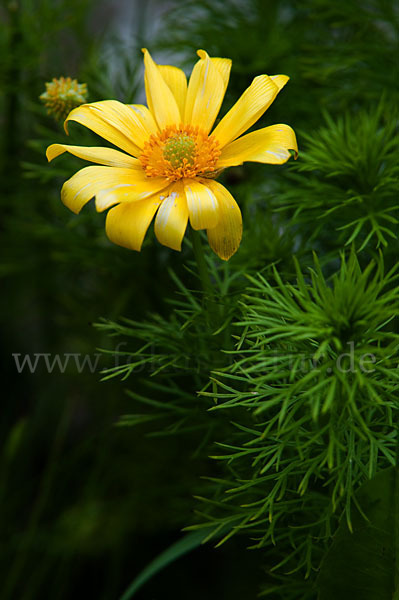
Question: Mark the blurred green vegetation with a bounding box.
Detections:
[1,0,398,598]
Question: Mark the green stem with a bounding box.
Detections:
[190,228,214,300]
[189,229,224,381]
[190,228,221,332]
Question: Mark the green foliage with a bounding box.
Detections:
[187,252,398,560]
[3,0,399,598]
[219,250,398,421]
[280,102,399,252]
[94,254,242,445]
[97,249,398,596]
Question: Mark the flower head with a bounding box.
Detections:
[40,77,88,122]
[47,50,297,260]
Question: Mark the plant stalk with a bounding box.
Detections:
[190,228,215,301]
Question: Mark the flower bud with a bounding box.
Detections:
[40,77,88,122]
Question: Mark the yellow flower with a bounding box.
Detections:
[40,77,88,122]
[47,49,297,260]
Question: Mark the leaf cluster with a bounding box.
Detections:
[187,250,398,592]
[279,102,399,253]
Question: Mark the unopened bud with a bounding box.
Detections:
[40,77,88,122]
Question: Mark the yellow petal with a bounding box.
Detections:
[46,144,140,168]
[184,50,225,134]
[270,74,289,91]
[202,179,242,261]
[184,178,219,230]
[126,104,159,143]
[61,165,167,214]
[142,48,181,129]
[158,65,187,120]
[95,175,168,211]
[105,195,163,252]
[65,100,157,157]
[154,182,188,251]
[211,75,279,148]
[217,124,298,168]
[211,57,232,95]
[61,166,129,214]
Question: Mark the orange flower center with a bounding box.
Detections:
[139,124,221,181]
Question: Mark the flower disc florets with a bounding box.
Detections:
[140,124,221,181]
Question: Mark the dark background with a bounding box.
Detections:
[1,0,397,598]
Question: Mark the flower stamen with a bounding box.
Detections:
[140,124,221,181]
